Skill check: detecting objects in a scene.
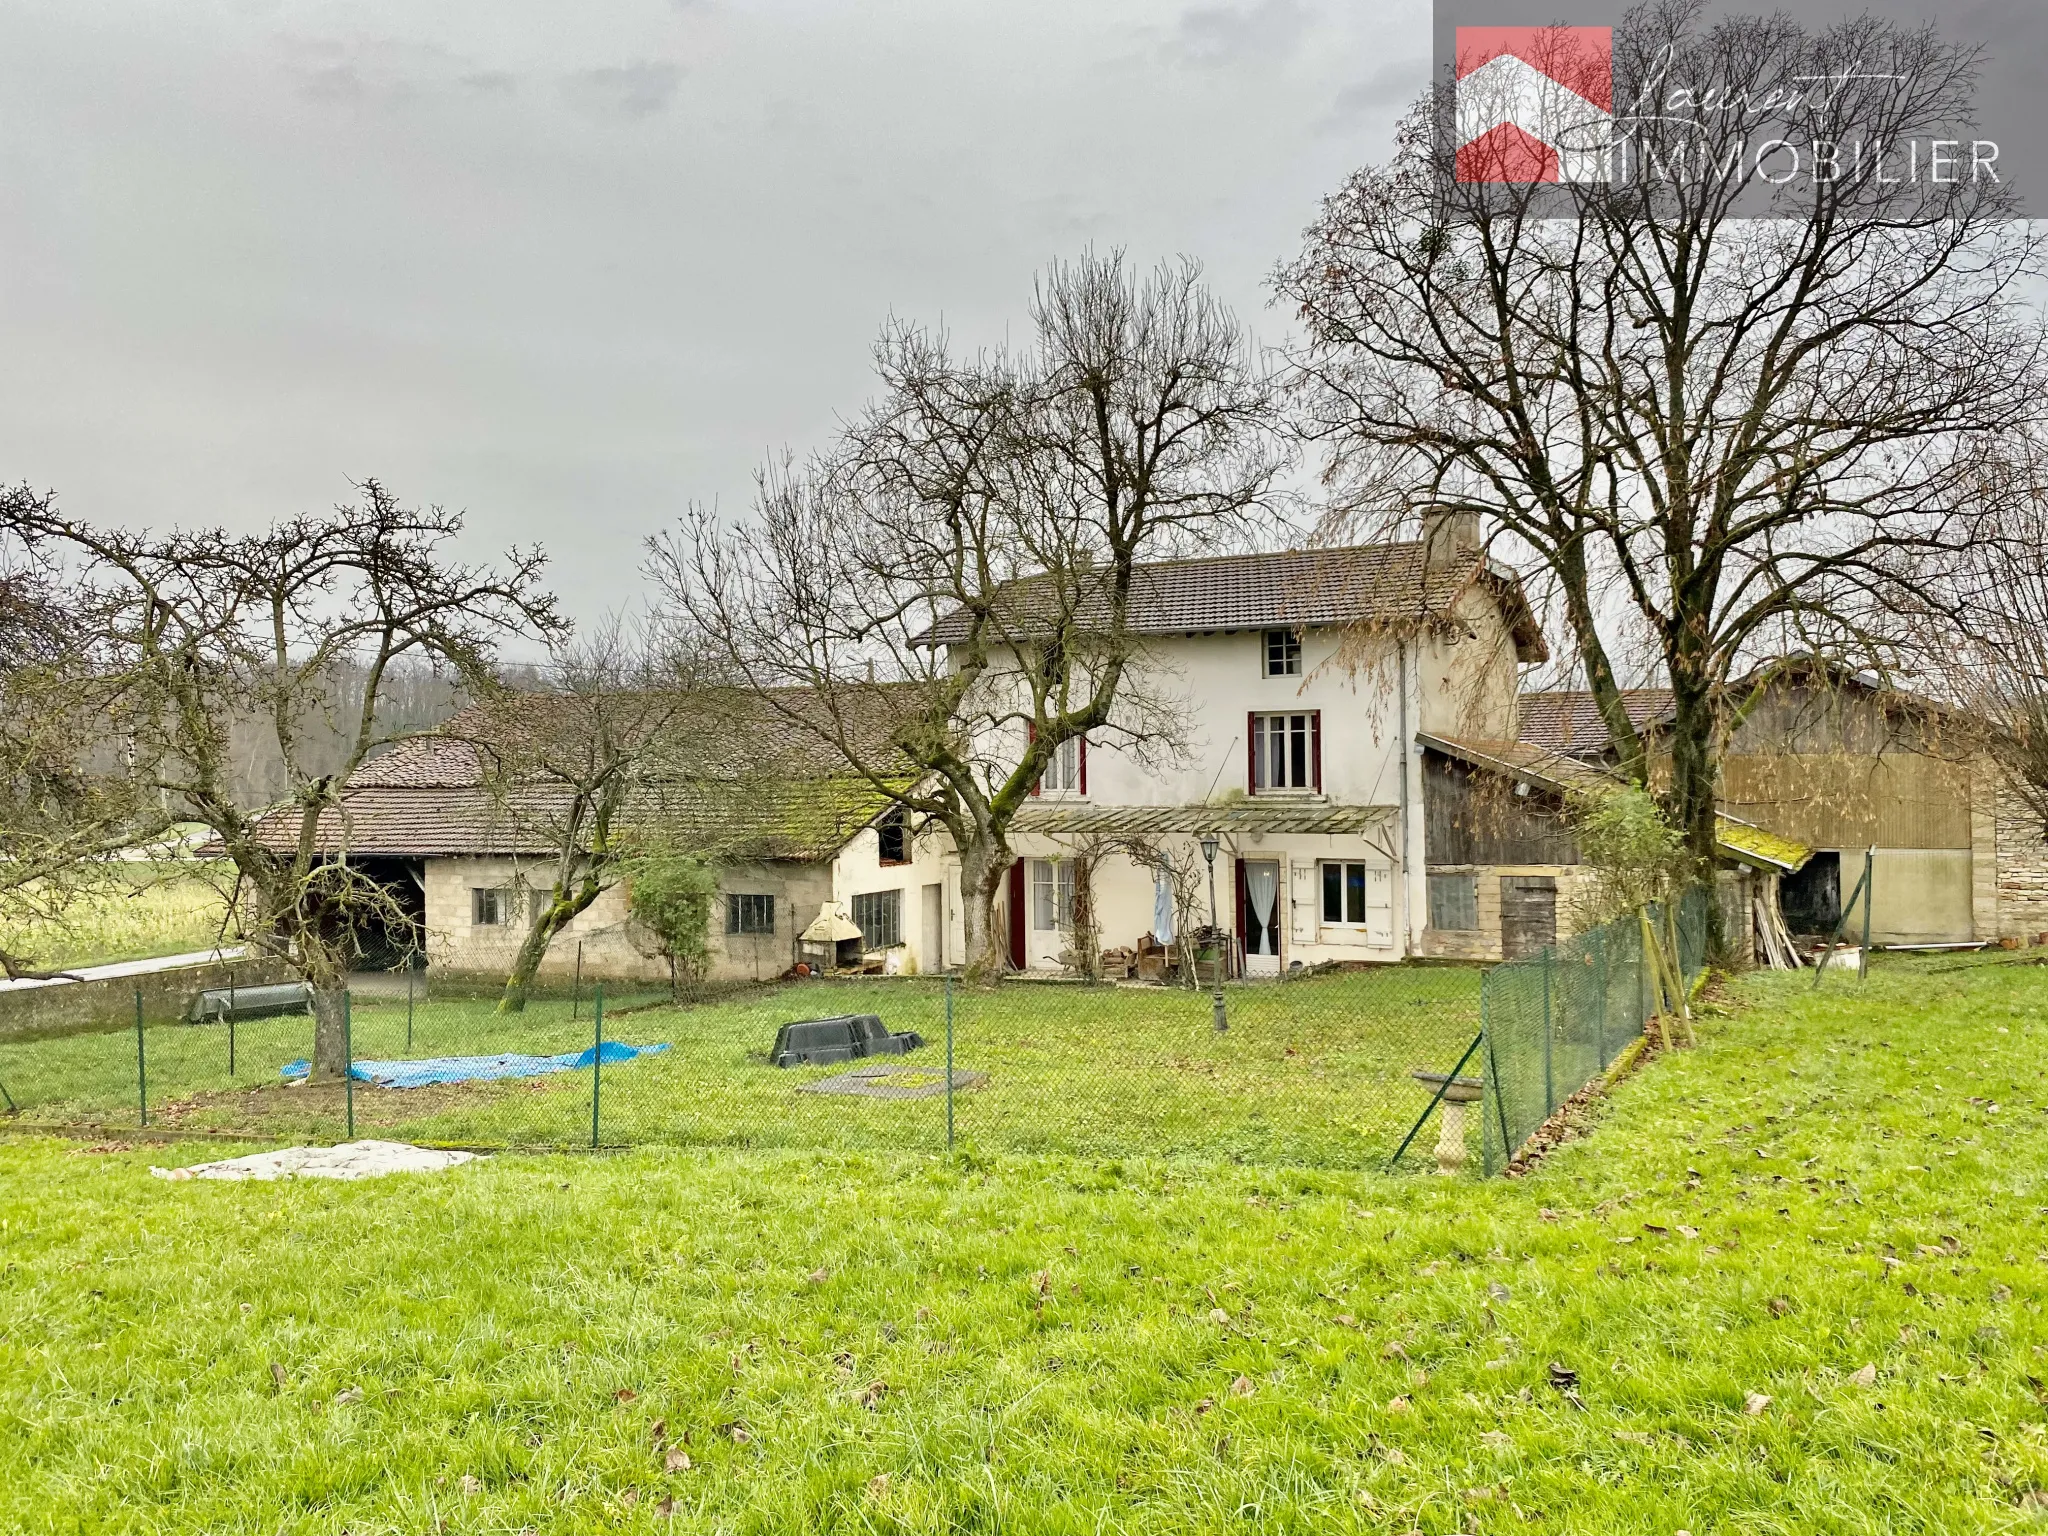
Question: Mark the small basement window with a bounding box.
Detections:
[727,893,776,935]
[1263,629,1301,677]
[876,806,910,866]
[1428,873,1479,931]
[851,888,902,949]
[471,887,514,927]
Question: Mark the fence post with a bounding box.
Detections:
[343,991,354,1140]
[1859,848,1875,982]
[1541,946,1555,1115]
[591,985,604,1151]
[1594,925,1608,1069]
[228,968,237,1077]
[406,964,415,1054]
[945,974,955,1152]
[134,988,147,1128]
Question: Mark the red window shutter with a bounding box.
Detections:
[1311,711,1323,792]
[1246,712,1258,793]
[1078,735,1088,797]
[1027,720,1040,797]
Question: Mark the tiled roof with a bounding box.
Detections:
[918,543,1549,662]
[253,685,924,862]
[1515,690,1675,756]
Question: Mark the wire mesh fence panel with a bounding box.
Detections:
[0,963,1492,1169]
[947,967,1485,1170]
[1482,887,1711,1175]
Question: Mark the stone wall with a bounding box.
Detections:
[420,855,834,986]
[1992,777,2048,942]
[0,954,297,1043]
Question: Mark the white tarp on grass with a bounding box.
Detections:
[150,1139,481,1182]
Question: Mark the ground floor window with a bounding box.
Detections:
[727,893,776,935]
[851,888,902,949]
[1428,872,1479,931]
[471,887,514,927]
[1031,859,1074,931]
[1321,861,1370,925]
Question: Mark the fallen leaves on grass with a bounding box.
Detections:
[1386,1395,1412,1413]
[1230,1375,1256,1398]
[1209,1308,1231,1326]
[866,1474,891,1501]
[1768,1297,1794,1317]
[332,1387,362,1406]
[1744,1392,1772,1416]
[655,1495,676,1519]
[1850,1364,1878,1387]
[268,1362,286,1392]
[614,1387,639,1403]
[858,1380,888,1410]
[1194,1397,1215,1415]
[1381,1341,1409,1361]
[664,1448,692,1473]
[807,1267,830,1285]
[458,1475,482,1495]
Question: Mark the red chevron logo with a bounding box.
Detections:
[1455,26,1613,184]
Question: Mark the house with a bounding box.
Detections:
[257,690,937,984]
[1517,660,2047,946]
[922,526,1551,973]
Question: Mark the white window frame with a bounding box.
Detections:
[1252,712,1317,793]
[1263,628,1301,678]
[1039,735,1083,795]
[1031,859,1075,931]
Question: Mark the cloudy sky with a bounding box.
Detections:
[0,0,1428,630]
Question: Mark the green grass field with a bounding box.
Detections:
[0,969,1486,1167]
[2,954,2046,1531]
[6,861,235,970]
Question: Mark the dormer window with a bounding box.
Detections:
[876,806,910,866]
[1263,629,1301,677]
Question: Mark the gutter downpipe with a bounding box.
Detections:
[1397,637,1414,959]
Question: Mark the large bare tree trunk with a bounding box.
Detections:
[311,984,349,1082]
[959,839,1010,985]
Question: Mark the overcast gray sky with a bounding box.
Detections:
[0,0,1427,630]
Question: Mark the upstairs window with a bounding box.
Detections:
[727,893,776,935]
[1249,711,1320,793]
[1263,629,1301,677]
[471,887,514,927]
[1033,732,1086,795]
[876,806,910,866]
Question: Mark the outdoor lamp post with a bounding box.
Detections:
[1199,833,1227,1033]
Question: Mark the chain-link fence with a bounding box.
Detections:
[1479,887,1709,1175]
[0,901,1710,1174]
[0,963,1493,1170]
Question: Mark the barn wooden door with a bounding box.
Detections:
[1499,876,1558,960]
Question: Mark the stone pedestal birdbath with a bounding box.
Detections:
[1410,1069,1485,1177]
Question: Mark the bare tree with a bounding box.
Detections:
[4,482,560,1076]
[466,621,720,1014]
[654,252,1289,979]
[1278,0,2045,946]
[0,500,174,978]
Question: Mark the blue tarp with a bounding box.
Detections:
[280,1040,669,1090]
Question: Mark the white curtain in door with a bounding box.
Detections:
[1245,862,1279,955]
[1152,872,1176,944]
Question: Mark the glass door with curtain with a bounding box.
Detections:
[1242,859,1282,976]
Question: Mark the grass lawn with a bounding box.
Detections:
[0,969,1486,1168]
[3,954,2047,1532]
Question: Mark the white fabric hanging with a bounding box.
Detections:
[1245,862,1279,955]
[1151,872,1176,944]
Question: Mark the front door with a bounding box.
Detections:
[1239,859,1282,976]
